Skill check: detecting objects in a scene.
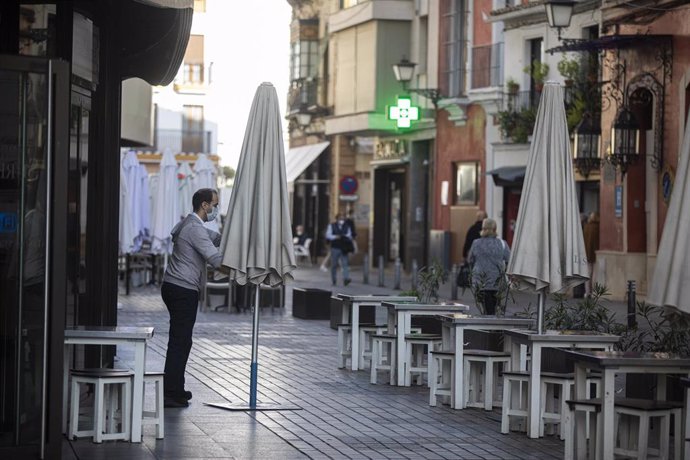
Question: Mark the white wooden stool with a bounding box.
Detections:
[501,371,530,434]
[370,334,397,385]
[540,372,601,439]
[358,325,386,369]
[142,372,165,439]
[463,350,511,410]
[69,368,133,443]
[336,324,353,369]
[429,351,455,407]
[405,334,442,387]
[614,398,681,460]
[564,398,601,459]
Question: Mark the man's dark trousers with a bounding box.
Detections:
[162,281,199,397]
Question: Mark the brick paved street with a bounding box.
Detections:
[62,266,615,459]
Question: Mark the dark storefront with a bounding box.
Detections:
[0,1,191,458]
[371,138,431,269]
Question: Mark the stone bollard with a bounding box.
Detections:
[394,258,402,290]
[378,255,385,287]
[411,259,418,291]
[363,253,369,285]
[450,264,458,300]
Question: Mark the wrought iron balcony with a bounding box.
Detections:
[147,129,213,154]
[288,78,320,114]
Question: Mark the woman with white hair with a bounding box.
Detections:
[468,218,511,315]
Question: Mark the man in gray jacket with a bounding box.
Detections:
[162,188,223,407]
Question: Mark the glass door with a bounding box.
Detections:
[0,55,68,459]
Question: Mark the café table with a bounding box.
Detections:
[381,302,470,386]
[437,314,534,409]
[562,350,690,460]
[62,326,154,442]
[503,329,620,439]
[336,294,417,371]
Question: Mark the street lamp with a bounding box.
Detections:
[572,112,601,178]
[608,107,640,177]
[544,0,575,40]
[391,57,442,108]
[392,57,417,87]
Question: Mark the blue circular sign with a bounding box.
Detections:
[339,176,358,195]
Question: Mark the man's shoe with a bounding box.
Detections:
[344,278,351,286]
[164,396,189,408]
[184,390,193,401]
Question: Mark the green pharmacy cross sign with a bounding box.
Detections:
[388,96,419,129]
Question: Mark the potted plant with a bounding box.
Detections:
[523,60,550,92]
[496,107,536,144]
[506,77,520,95]
[557,55,580,87]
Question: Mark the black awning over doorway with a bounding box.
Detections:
[486,166,526,187]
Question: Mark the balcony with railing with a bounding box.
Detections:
[146,129,213,154]
[288,78,319,114]
[496,89,542,143]
[174,63,213,93]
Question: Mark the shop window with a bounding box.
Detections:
[454,162,479,205]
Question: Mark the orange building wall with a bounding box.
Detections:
[474,0,493,46]
[433,104,487,231]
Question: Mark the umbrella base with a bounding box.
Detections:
[204,402,302,411]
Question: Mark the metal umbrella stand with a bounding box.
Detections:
[204,82,299,411]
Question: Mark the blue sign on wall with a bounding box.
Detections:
[0,212,17,233]
[614,185,623,218]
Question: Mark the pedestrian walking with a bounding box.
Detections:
[468,218,510,315]
[161,188,223,407]
[583,211,599,296]
[326,212,353,286]
[462,210,487,260]
[344,208,358,254]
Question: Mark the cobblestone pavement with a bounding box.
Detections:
[63,266,577,459]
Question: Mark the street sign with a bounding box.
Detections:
[339,175,358,194]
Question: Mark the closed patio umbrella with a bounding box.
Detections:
[177,160,195,219]
[648,109,690,313]
[150,148,180,255]
[507,82,589,333]
[210,82,296,411]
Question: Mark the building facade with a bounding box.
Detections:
[488,0,690,299]
[0,1,191,457]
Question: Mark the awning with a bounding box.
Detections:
[118,0,194,86]
[486,166,526,187]
[285,141,330,184]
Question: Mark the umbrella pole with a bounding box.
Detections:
[203,282,300,411]
[249,284,260,408]
[537,289,546,335]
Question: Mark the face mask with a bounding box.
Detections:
[338,220,344,225]
[207,205,219,222]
